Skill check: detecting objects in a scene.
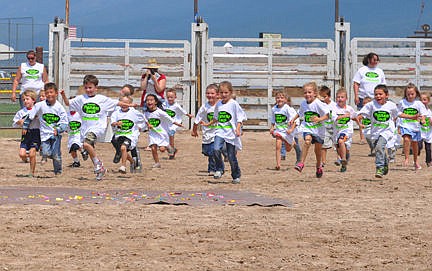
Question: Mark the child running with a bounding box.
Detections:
[202,81,246,184]
[357,84,398,178]
[191,84,219,175]
[68,75,118,181]
[144,94,182,168]
[163,88,193,159]
[397,83,427,169]
[291,82,329,178]
[12,90,40,177]
[332,88,357,172]
[269,91,297,170]
[66,108,84,167]
[420,93,432,167]
[111,96,145,174]
[319,86,337,167]
[360,97,375,157]
[26,82,68,175]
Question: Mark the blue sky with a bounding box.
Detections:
[0,0,431,50]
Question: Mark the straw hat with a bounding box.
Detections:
[144,58,160,69]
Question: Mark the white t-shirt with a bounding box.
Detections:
[358,100,398,141]
[144,108,174,147]
[323,100,338,129]
[332,104,356,138]
[30,100,68,142]
[111,107,145,148]
[67,111,83,149]
[13,106,40,130]
[353,66,386,99]
[421,108,432,143]
[270,104,296,145]
[214,99,246,150]
[69,94,117,140]
[20,62,45,95]
[163,101,187,133]
[194,102,216,144]
[397,99,428,132]
[298,98,330,140]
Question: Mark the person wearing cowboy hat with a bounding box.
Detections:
[140,58,167,108]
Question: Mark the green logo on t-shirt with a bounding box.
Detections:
[148,118,161,127]
[275,114,287,124]
[207,112,214,122]
[362,118,371,126]
[217,111,232,123]
[337,116,350,125]
[403,108,418,116]
[165,109,176,118]
[304,111,319,122]
[26,69,39,75]
[373,111,391,122]
[69,120,81,131]
[119,119,134,130]
[42,113,60,125]
[365,72,379,78]
[82,103,101,114]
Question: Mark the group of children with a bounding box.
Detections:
[270,81,432,178]
[13,73,432,181]
[13,75,247,184]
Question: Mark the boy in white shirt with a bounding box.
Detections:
[69,75,118,181]
[111,96,146,174]
[163,88,193,159]
[191,84,218,175]
[27,83,68,175]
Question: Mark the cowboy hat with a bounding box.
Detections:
[144,58,160,69]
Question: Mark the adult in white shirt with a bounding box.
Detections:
[11,50,48,108]
[353,52,386,110]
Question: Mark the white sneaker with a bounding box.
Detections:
[232,178,240,184]
[118,165,126,174]
[152,163,161,169]
[213,171,222,179]
[95,167,106,181]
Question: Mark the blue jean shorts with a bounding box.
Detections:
[303,132,324,144]
[400,127,421,142]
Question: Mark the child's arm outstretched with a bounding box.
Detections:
[59,90,70,106]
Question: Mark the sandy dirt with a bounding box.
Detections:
[0,130,431,270]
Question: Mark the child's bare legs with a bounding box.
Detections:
[83,142,97,163]
[321,148,328,166]
[337,139,347,161]
[120,145,133,166]
[19,147,28,162]
[314,143,322,168]
[275,138,282,169]
[29,148,37,175]
[71,150,78,160]
[299,135,312,164]
[359,126,365,144]
[412,141,420,168]
[402,135,411,166]
[169,135,174,149]
[168,135,177,159]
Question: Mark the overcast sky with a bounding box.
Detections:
[0,0,431,49]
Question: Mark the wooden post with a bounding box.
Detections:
[35,46,43,64]
[65,0,70,25]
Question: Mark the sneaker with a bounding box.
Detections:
[113,152,121,164]
[334,159,341,166]
[81,150,89,161]
[375,168,384,178]
[383,165,389,175]
[95,166,106,181]
[41,156,48,164]
[152,163,161,169]
[118,165,127,174]
[427,162,431,167]
[281,156,286,161]
[316,167,323,178]
[69,161,81,168]
[389,158,395,163]
[414,163,422,170]
[294,162,304,172]
[368,152,376,157]
[129,160,136,173]
[340,160,348,172]
[213,171,222,179]
[168,147,178,160]
[208,171,215,176]
[232,178,240,184]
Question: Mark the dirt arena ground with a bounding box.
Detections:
[0,130,431,270]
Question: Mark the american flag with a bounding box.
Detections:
[69,26,77,38]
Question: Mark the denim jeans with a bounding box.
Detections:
[214,136,241,179]
[373,136,388,168]
[202,142,216,172]
[41,135,63,174]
